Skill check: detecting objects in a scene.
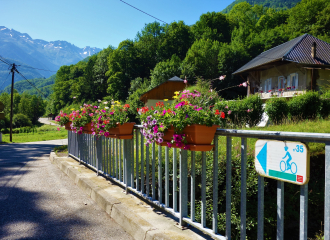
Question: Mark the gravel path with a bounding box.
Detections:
[0,140,133,240]
[38,117,59,126]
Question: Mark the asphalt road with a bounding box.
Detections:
[0,140,133,240]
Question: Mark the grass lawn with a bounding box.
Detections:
[1,125,68,143]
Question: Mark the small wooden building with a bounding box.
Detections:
[140,76,186,107]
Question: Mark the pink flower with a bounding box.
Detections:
[184,79,187,84]
[225,105,228,109]
[196,107,202,111]
[219,75,226,80]
[176,142,184,148]
[228,110,232,115]
[104,132,110,137]
[183,145,190,150]
[57,127,60,131]
[101,109,106,113]
[167,142,172,148]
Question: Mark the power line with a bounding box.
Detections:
[119,0,168,24]
[0,55,12,65]
[15,70,46,98]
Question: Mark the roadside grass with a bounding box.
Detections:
[1,125,67,143]
[247,118,330,156]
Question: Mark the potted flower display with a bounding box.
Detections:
[69,104,95,134]
[138,78,227,151]
[55,111,71,130]
[91,101,135,139]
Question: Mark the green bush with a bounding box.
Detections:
[265,97,289,124]
[216,95,263,127]
[288,91,320,120]
[320,90,330,118]
[13,114,32,128]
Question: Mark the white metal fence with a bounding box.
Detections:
[68,126,330,240]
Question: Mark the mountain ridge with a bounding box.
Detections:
[0,26,101,90]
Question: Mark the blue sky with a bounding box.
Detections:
[0,0,234,49]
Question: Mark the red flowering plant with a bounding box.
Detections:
[55,111,70,126]
[70,104,96,134]
[137,101,174,146]
[168,95,227,149]
[91,101,130,137]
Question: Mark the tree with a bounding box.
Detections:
[150,54,182,88]
[192,12,231,43]
[182,39,221,79]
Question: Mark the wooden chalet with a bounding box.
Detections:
[140,76,186,107]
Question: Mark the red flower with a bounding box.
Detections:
[215,109,220,115]
[220,112,225,119]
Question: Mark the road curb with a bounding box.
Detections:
[50,152,207,240]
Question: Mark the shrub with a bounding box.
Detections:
[288,91,320,120]
[320,90,330,118]
[13,114,32,128]
[215,95,263,127]
[265,97,289,124]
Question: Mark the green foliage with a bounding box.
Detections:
[216,95,263,127]
[13,113,32,128]
[320,90,330,118]
[288,91,321,120]
[182,39,221,79]
[265,97,289,124]
[222,0,300,13]
[150,54,182,89]
[0,91,45,127]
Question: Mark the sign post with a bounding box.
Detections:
[255,140,310,185]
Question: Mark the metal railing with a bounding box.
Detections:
[68,126,330,240]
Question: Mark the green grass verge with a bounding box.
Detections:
[1,125,67,143]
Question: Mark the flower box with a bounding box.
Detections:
[160,124,219,151]
[83,122,93,134]
[106,122,136,139]
[64,121,72,131]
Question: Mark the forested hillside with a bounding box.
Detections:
[222,0,300,13]
[49,0,330,116]
[1,75,55,98]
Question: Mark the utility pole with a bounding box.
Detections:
[10,63,16,142]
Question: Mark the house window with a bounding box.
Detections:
[278,76,285,90]
[264,78,272,92]
[288,73,298,90]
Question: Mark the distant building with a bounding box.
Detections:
[140,76,186,107]
[233,34,330,100]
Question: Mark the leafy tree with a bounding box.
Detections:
[192,12,231,43]
[160,21,194,60]
[182,39,221,79]
[150,54,182,88]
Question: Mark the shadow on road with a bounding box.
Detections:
[0,143,90,239]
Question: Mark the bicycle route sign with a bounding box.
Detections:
[255,140,310,185]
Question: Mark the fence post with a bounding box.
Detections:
[213,136,218,234]
[258,176,264,240]
[241,138,247,240]
[180,149,188,226]
[226,136,232,240]
[277,181,284,240]
[158,145,162,204]
[325,143,330,240]
[96,136,102,175]
[300,184,308,240]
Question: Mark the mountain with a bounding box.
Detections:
[222,0,301,13]
[0,26,101,89]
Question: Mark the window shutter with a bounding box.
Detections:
[264,80,267,92]
[268,78,272,91]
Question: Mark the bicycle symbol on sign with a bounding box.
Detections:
[279,146,297,174]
